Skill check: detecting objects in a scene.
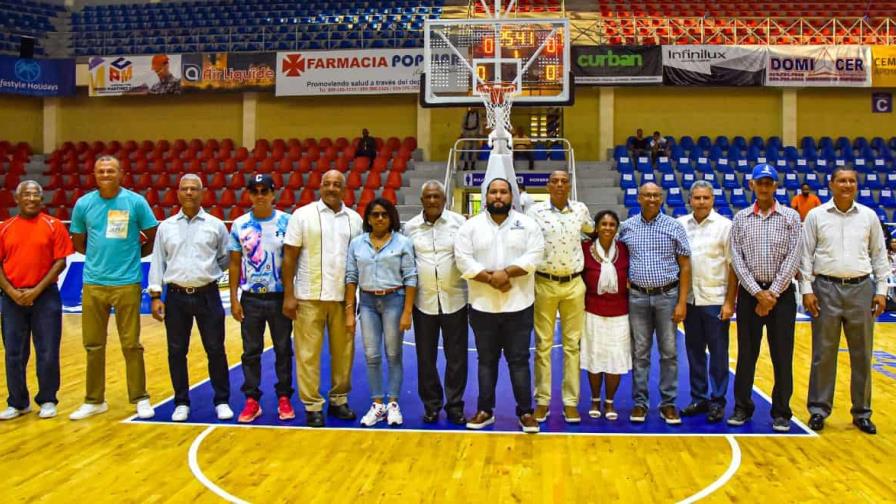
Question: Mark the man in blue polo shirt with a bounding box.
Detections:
[69,155,159,421]
[618,182,691,425]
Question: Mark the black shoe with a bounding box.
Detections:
[422,410,439,424]
[772,416,791,432]
[808,414,825,431]
[727,408,751,426]
[306,411,325,428]
[707,404,725,423]
[681,401,710,417]
[447,410,467,425]
[853,418,877,435]
[328,403,356,420]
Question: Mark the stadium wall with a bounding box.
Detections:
[797,88,896,140]
[0,95,43,150]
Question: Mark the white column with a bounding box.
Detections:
[242,92,258,149]
[781,88,798,147]
[416,102,431,161]
[598,87,615,162]
[42,97,60,155]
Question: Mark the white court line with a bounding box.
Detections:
[188,425,249,504]
[676,435,742,504]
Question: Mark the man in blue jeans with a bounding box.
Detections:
[0,181,74,420]
[677,181,737,423]
[618,182,691,425]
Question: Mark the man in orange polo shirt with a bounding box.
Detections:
[0,180,74,420]
[791,183,822,221]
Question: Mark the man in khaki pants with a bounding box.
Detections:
[68,156,159,420]
[282,170,362,427]
[527,170,593,424]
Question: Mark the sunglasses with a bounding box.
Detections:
[248,187,271,195]
[369,211,390,219]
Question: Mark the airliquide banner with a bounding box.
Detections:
[88,54,183,96]
[766,45,871,87]
[276,48,423,96]
[663,45,767,86]
[181,52,276,92]
[0,55,75,97]
[871,46,896,88]
[571,46,662,84]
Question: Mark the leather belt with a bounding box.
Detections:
[361,286,403,296]
[536,271,582,283]
[817,274,870,285]
[241,291,284,299]
[167,282,218,295]
[630,280,679,294]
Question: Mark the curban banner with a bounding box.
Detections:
[571,46,662,85]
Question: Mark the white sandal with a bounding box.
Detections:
[604,399,618,421]
[589,398,602,419]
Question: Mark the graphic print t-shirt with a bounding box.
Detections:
[228,210,290,293]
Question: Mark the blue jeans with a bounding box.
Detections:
[629,287,679,408]
[683,304,730,406]
[1,285,62,409]
[359,291,405,401]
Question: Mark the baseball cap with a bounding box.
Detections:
[247,173,275,190]
[751,163,778,181]
[151,54,169,70]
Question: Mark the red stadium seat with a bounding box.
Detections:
[381,187,397,204]
[144,189,160,206]
[342,188,356,208]
[160,188,178,207]
[318,137,333,149]
[277,188,296,208]
[208,206,225,220]
[364,171,382,189]
[335,157,350,173]
[134,173,153,191]
[152,206,166,220]
[285,172,303,190]
[298,187,315,207]
[298,157,313,173]
[357,189,376,212]
[227,173,245,190]
[352,157,370,172]
[219,189,237,207]
[238,190,252,208]
[335,137,349,149]
[305,171,322,190]
[346,171,362,190]
[227,206,244,221]
[384,170,403,189]
[208,172,226,191]
[54,207,70,220]
[201,190,215,208]
[278,158,294,173]
[152,174,171,191]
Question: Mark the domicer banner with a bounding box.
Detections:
[276,48,424,96]
[765,45,871,87]
[571,46,662,84]
[663,45,767,86]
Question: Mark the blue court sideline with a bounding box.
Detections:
[129,324,813,436]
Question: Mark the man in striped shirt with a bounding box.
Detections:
[729,163,802,432]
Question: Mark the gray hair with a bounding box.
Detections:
[179,173,203,189]
[15,180,42,196]
[95,155,120,169]
[420,180,446,194]
[689,180,714,193]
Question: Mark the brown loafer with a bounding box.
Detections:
[660,405,682,425]
[465,410,495,430]
[534,404,549,422]
[630,405,648,423]
[519,413,540,433]
[562,406,581,424]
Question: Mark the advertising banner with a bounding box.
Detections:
[871,46,896,88]
[88,54,183,96]
[766,45,871,87]
[663,45,767,86]
[181,52,276,92]
[276,48,424,96]
[0,55,75,97]
[571,45,662,84]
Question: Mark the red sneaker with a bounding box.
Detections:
[278,396,295,420]
[238,398,262,423]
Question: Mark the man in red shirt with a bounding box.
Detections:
[0,180,74,420]
[790,183,822,221]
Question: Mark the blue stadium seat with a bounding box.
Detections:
[716,158,733,174]
[667,187,685,208]
[617,157,634,174]
[660,173,678,190]
[627,206,640,218]
[879,189,896,209]
[794,158,810,174]
[875,206,887,222]
[730,188,749,208]
[775,188,789,205]
[716,206,734,219]
[732,136,747,151]
[783,172,800,191]
[817,187,831,202]
[857,189,876,207]
[865,173,882,190]
[853,157,871,173]
[676,156,694,175]
[804,172,822,191]
[721,173,739,190]
[695,157,713,174]
[640,172,657,186]
[734,158,751,174]
[681,172,696,189]
[620,172,637,190]
[636,156,652,173]
[801,136,817,151]
[613,145,629,160]
[623,188,638,207]
[672,206,689,218]
[656,156,673,174]
[702,172,719,189]
[549,143,565,161]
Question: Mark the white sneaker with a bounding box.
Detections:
[171,405,190,422]
[215,404,234,420]
[360,402,387,427]
[0,405,30,420]
[38,403,57,419]
[136,399,155,419]
[69,402,108,420]
[386,402,403,426]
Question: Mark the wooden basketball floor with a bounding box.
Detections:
[0,314,894,503]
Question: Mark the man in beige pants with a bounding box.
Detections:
[282,170,363,427]
[527,170,593,424]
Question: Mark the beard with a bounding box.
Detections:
[486,202,511,215]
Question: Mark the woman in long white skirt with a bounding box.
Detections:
[580,210,631,420]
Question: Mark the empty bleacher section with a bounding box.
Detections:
[1,136,418,222]
[69,0,443,56]
[615,135,896,221]
[0,0,67,57]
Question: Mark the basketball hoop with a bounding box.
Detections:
[476,81,518,134]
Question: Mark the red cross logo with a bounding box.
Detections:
[281,53,305,77]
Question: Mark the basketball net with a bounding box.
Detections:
[477,81,517,155]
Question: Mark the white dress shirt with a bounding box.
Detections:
[284,200,363,301]
[147,208,229,293]
[527,199,593,276]
[403,210,468,315]
[799,200,890,296]
[678,209,732,306]
[454,209,545,313]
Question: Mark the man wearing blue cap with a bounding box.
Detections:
[729,163,802,432]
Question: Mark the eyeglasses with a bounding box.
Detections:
[248,188,271,195]
[369,211,389,219]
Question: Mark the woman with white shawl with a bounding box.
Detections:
[580,210,631,420]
